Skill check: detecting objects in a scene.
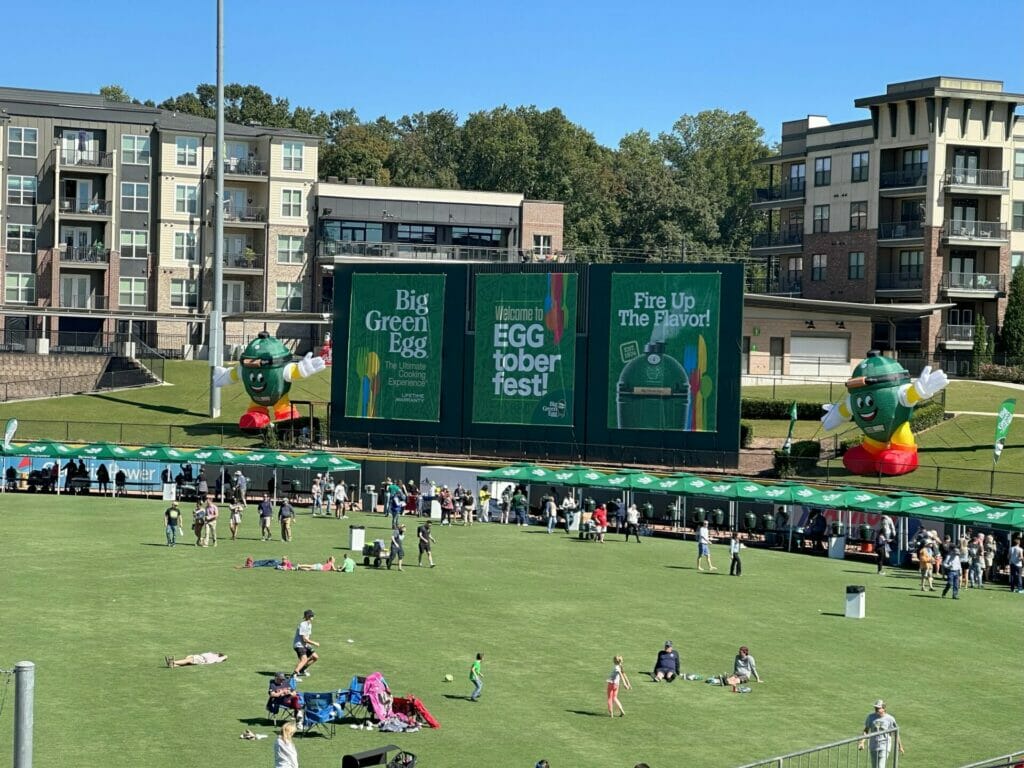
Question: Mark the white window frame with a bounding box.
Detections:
[119,229,148,259]
[173,231,198,262]
[174,184,199,215]
[170,278,198,309]
[282,142,304,171]
[277,234,305,264]
[811,253,827,281]
[281,189,302,218]
[4,272,36,304]
[8,127,38,158]
[275,281,303,312]
[533,234,552,256]
[7,175,37,206]
[121,134,151,165]
[118,277,147,308]
[121,182,149,212]
[175,136,199,167]
[6,224,36,255]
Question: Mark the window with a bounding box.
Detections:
[120,230,148,259]
[533,234,552,256]
[170,279,198,309]
[1013,201,1024,232]
[1012,252,1023,274]
[899,250,923,278]
[118,277,147,308]
[396,224,437,243]
[7,175,37,206]
[282,142,304,171]
[121,182,149,212]
[121,134,151,165]
[175,136,198,167]
[849,201,867,231]
[277,235,305,264]
[813,205,830,233]
[174,184,198,215]
[902,148,927,169]
[788,164,806,194]
[811,254,827,281]
[848,252,865,280]
[6,224,36,254]
[4,273,35,304]
[276,282,303,312]
[453,227,502,248]
[814,156,831,186]
[851,151,869,182]
[1015,150,1024,181]
[173,231,197,262]
[8,127,38,157]
[786,257,802,279]
[281,189,302,217]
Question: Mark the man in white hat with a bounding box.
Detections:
[233,470,248,504]
[859,699,904,767]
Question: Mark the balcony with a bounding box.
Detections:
[877,221,924,241]
[875,272,923,291]
[940,272,1005,296]
[223,206,267,224]
[879,165,928,190]
[59,149,114,170]
[938,323,992,348]
[942,220,1008,244]
[751,179,806,206]
[317,239,516,262]
[942,168,1008,190]
[749,231,803,251]
[60,198,112,217]
[223,252,265,272]
[59,246,110,266]
[224,300,268,315]
[59,293,108,310]
[207,158,267,178]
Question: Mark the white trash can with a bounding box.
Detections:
[430,499,442,521]
[845,585,866,619]
[349,525,366,552]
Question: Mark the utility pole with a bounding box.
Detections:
[14,661,34,768]
[208,0,225,417]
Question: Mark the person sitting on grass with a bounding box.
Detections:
[340,554,356,573]
[652,640,680,682]
[296,557,336,571]
[165,652,227,668]
[725,645,762,690]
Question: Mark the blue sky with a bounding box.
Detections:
[6,0,1023,147]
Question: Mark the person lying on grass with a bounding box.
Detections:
[296,557,336,571]
[165,652,227,668]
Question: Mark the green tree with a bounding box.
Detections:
[320,116,396,186]
[1000,264,1024,365]
[100,84,133,103]
[459,106,539,193]
[970,313,992,376]
[611,130,684,255]
[387,110,461,189]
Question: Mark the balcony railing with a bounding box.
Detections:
[223,206,266,223]
[750,231,803,249]
[224,300,268,315]
[60,198,112,216]
[878,221,924,240]
[208,158,267,176]
[223,252,265,270]
[876,272,923,290]
[59,149,114,168]
[939,324,980,342]
[60,247,110,264]
[59,293,108,310]
[752,179,806,203]
[942,220,1008,241]
[940,272,1005,292]
[317,240,516,262]
[943,168,1008,188]
[880,165,928,188]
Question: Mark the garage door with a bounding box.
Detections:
[789,336,850,377]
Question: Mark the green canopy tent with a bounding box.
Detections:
[7,440,82,495]
[916,496,995,525]
[548,465,609,488]
[284,451,362,508]
[975,503,1024,531]
[132,444,196,500]
[233,450,306,501]
[190,447,248,502]
[476,463,559,483]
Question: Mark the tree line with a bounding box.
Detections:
[102,83,772,255]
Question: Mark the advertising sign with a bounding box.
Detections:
[344,273,445,421]
[472,272,577,426]
[607,272,721,432]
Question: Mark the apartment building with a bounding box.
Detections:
[751,77,1024,366]
[0,86,319,355]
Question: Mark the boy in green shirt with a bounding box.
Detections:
[469,653,483,701]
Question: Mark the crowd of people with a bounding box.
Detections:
[913,528,1024,597]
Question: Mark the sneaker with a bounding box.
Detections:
[165,656,174,668]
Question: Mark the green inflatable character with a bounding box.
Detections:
[213,332,327,430]
[820,350,947,476]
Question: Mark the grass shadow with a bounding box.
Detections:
[237,716,272,726]
[819,612,845,617]
[442,694,472,701]
[86,393,205,417]
[566,709,609,718]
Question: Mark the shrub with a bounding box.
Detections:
[772,440,820,477]
[910,399,945,432]
[977,363,1024,384]
[740,421,754,448]
[741,399,823,420]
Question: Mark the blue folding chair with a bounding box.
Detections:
[342,675,372,723]
[297,691,344,738]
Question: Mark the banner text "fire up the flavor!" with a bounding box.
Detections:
[490,305,563,397]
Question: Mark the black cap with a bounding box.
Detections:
[303,609,315,618]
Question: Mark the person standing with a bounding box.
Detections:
[417,520,436,567]
[334,479,348,518]
[273,721,299,768]
[608,498,624,534]
[228,500,244,540]
[941,547,962,599]
[858,699,904,768]
[279,497,295,543]
[469,652,483,701]
[561,492,577,534]
[512,488,529,527]
[625,503,642,543]
[234,470,248,504]
[500,486,511,524]
[96,463,110,494]
[204,498,219,547]
[478,486,491,523]
[164,501,181,547]
[606,655,631,717]
[697,521,716,571]
[462,487,476,526]
[875,529,891,575]
[1008,536,1023,593]
[292,609,319,677]
[192,501,207,547]
[918,541,936,591]
[544,494,558,534]
[968,534,985,588]
[310,476,323,516]
[258,494,274,541]
[592,503,608,543]
[729,533,743,576]
[388,525,406,571]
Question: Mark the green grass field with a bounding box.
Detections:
[0,496,1021,768]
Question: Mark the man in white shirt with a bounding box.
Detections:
[292,609,320,677]
[859,699,904,768]
[697,521,716,571]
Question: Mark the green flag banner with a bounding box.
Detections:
[606,272,721,432]
[344,273,446,421]
[472,272,577,426]
[993,398,1016,463]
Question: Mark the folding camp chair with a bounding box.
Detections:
[297,691,343,738]
[266,676,301,725]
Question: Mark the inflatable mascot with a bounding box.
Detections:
[213,332,327,430]
[820,350,947,476]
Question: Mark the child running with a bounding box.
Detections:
[606,654,631,717]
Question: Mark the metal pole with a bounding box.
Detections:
[14,661,34,768]
[208,0,225,417]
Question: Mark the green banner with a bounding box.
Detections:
[472,272,577,425]
[993,397,1016,463]
[344,273,445,421]
[607,272,721,432]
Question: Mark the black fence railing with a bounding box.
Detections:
[880,165,928,188]
[0,367,155,403]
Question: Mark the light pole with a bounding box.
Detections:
[208,0,225,417]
